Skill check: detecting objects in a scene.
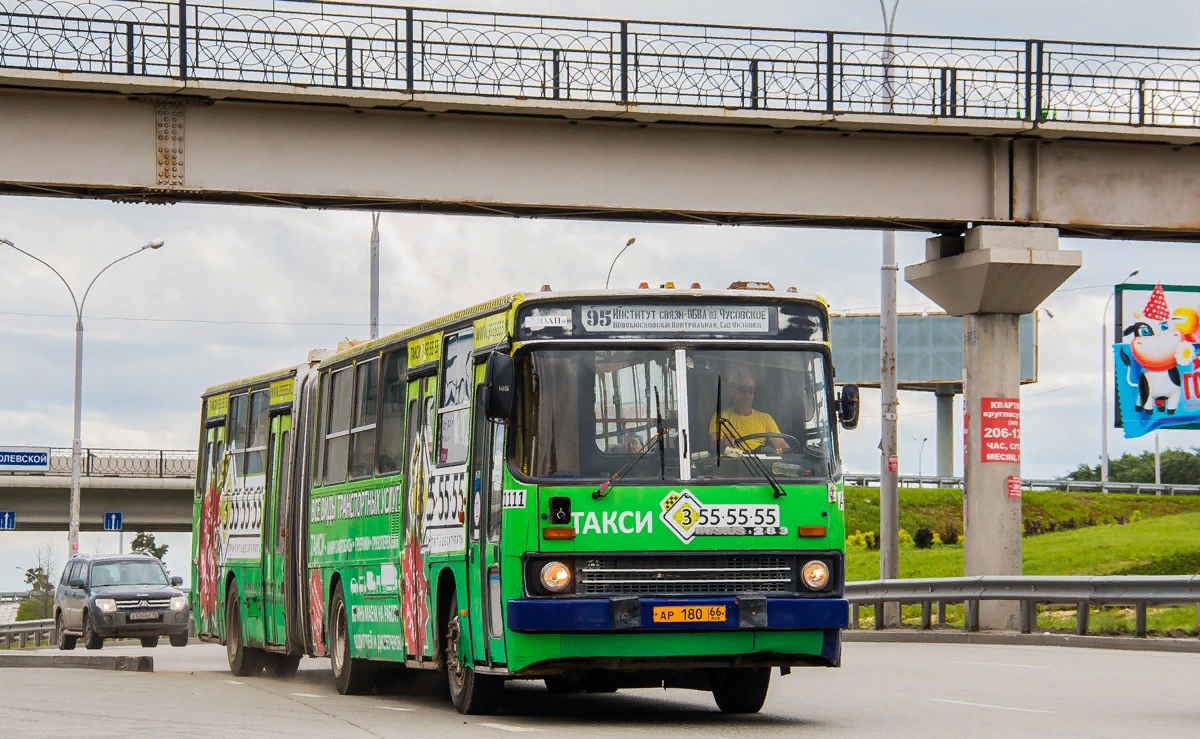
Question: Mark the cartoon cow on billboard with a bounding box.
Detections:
[1120,284,1200,415]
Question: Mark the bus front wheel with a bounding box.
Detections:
[331,584,375,695]
[444,586,502,715]
[711,667,770,714]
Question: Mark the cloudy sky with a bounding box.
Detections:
[3,0,1200,589]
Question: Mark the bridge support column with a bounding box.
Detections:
[906,226,1081,630]
[935,389,955,477]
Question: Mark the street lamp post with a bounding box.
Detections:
[914,435,928,478]
[604,237,637,290]
[0,236,164,552]
[1101,269,1139,483]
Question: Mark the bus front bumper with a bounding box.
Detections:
[507,596,849,633]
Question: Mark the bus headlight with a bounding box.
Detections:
[539,561,573,593]
[801,560,830,590]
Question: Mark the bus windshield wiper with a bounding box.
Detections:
[595,386,670,498]
[717,415,787,499]
[593,429,665,499]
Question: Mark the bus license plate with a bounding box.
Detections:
[128,612,160,621]
[652,605,726,624]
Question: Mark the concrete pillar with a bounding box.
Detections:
[935,390,954,477]
[906,225,1081,630]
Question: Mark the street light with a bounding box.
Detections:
[913,434,928,478]
[1101,269,1139,483]
[604,237,637,290]
[0,236,164,553]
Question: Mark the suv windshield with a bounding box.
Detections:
[90,561,169,587]
[513,346,836,483]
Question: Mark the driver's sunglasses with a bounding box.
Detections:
[733,384,755,393]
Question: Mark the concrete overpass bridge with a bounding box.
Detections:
[1,1,1200,237]
[0,448,194,532]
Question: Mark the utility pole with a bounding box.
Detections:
[370,213,380,340]
[878,0,901,626]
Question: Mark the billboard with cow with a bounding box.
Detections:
[1114,283,1200,437]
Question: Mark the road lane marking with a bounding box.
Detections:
[929,698,1053,714]
[478,722,540,732]
[288,692,326,698]
[225,680,244,685]
[949,661,1048,669]
[376,706,415,712]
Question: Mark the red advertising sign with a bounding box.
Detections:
[1008,475,1022,498]
[887,456,899,473]
[981,397,1020,464]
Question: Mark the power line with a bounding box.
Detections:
[0,310,413,329]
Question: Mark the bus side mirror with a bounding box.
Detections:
[483,353,516,424]
[838,384,860,430]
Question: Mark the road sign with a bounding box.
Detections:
[104,512,123,532]
[0,447,50,472]
[0,511,14,530]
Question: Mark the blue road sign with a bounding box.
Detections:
[104,512,123,532]
[0,511,14,530]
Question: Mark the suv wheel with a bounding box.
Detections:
[56,613,77,651]
[169,632,189,648]
[140,636,159,648]
[225,582,264,676]
[82,611,103,650]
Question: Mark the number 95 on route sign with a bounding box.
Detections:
[652,605,727,624]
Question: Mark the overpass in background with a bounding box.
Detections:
[2,1,1200,237]
[0,448,193,532]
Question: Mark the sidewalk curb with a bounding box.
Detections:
[0,653,154,671]
[844,629,1200,652]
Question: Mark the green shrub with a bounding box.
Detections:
[939,522,960,545]
[898,528,914,545]
[1130,510,1143,523]
[913,527,935,549]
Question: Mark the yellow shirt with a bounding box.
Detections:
[709,409,781,450]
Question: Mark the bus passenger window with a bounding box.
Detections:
[377,352,406,475]
[245,390,269,476]
[323,367,353,485]
[438,329,473,466]
[228,393,248,478]
[349,358,379,479]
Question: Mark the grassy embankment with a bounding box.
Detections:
[842,487,1200,634]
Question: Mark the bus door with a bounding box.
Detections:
[402,374,437,661]
[195,423,226,637]
[262,412,291,645]
[467,383,507,665]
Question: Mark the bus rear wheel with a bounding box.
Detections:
[711,667,770,714]
[226,582,265,676]
[265,653,303,678]
[331,584,375,695]
[444,586,502,715]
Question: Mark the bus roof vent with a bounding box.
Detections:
[691,282,702,289]
[660,281,675,289]
[728,280,775,291]
[541,284,552,292]
[786,286,798,293]
[638,282,650,289]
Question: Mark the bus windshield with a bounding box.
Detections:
[514,347,836,483]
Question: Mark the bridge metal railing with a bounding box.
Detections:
[0,618,53,649]
[843,473,1200,496]
[846,576,1200,637]
[0,448,196,479]
[2,1,1200,127]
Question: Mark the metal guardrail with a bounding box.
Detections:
[843,473,1200,496]
[0,591,30,603]
[846,576,1200,637]
[0,447,196,478]
[3,1,1200,127]
[0,618,53,649]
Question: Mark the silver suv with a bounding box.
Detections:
[54,553,190,649]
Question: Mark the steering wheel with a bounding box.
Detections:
[728,432,801,455]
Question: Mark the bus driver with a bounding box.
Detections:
[709,369,789,453]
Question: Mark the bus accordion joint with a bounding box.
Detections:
[542,527,577,540]
[797,525,828,537]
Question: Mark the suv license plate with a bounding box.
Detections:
[128,612,160,621]
[652,606,726,624]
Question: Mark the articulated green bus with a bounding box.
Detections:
[191,288,860,714]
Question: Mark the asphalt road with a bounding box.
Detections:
[1,641,1197,738]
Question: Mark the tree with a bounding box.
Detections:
[18,545,57,621]
[131,532,168,560]
[1064,446,1200,484]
